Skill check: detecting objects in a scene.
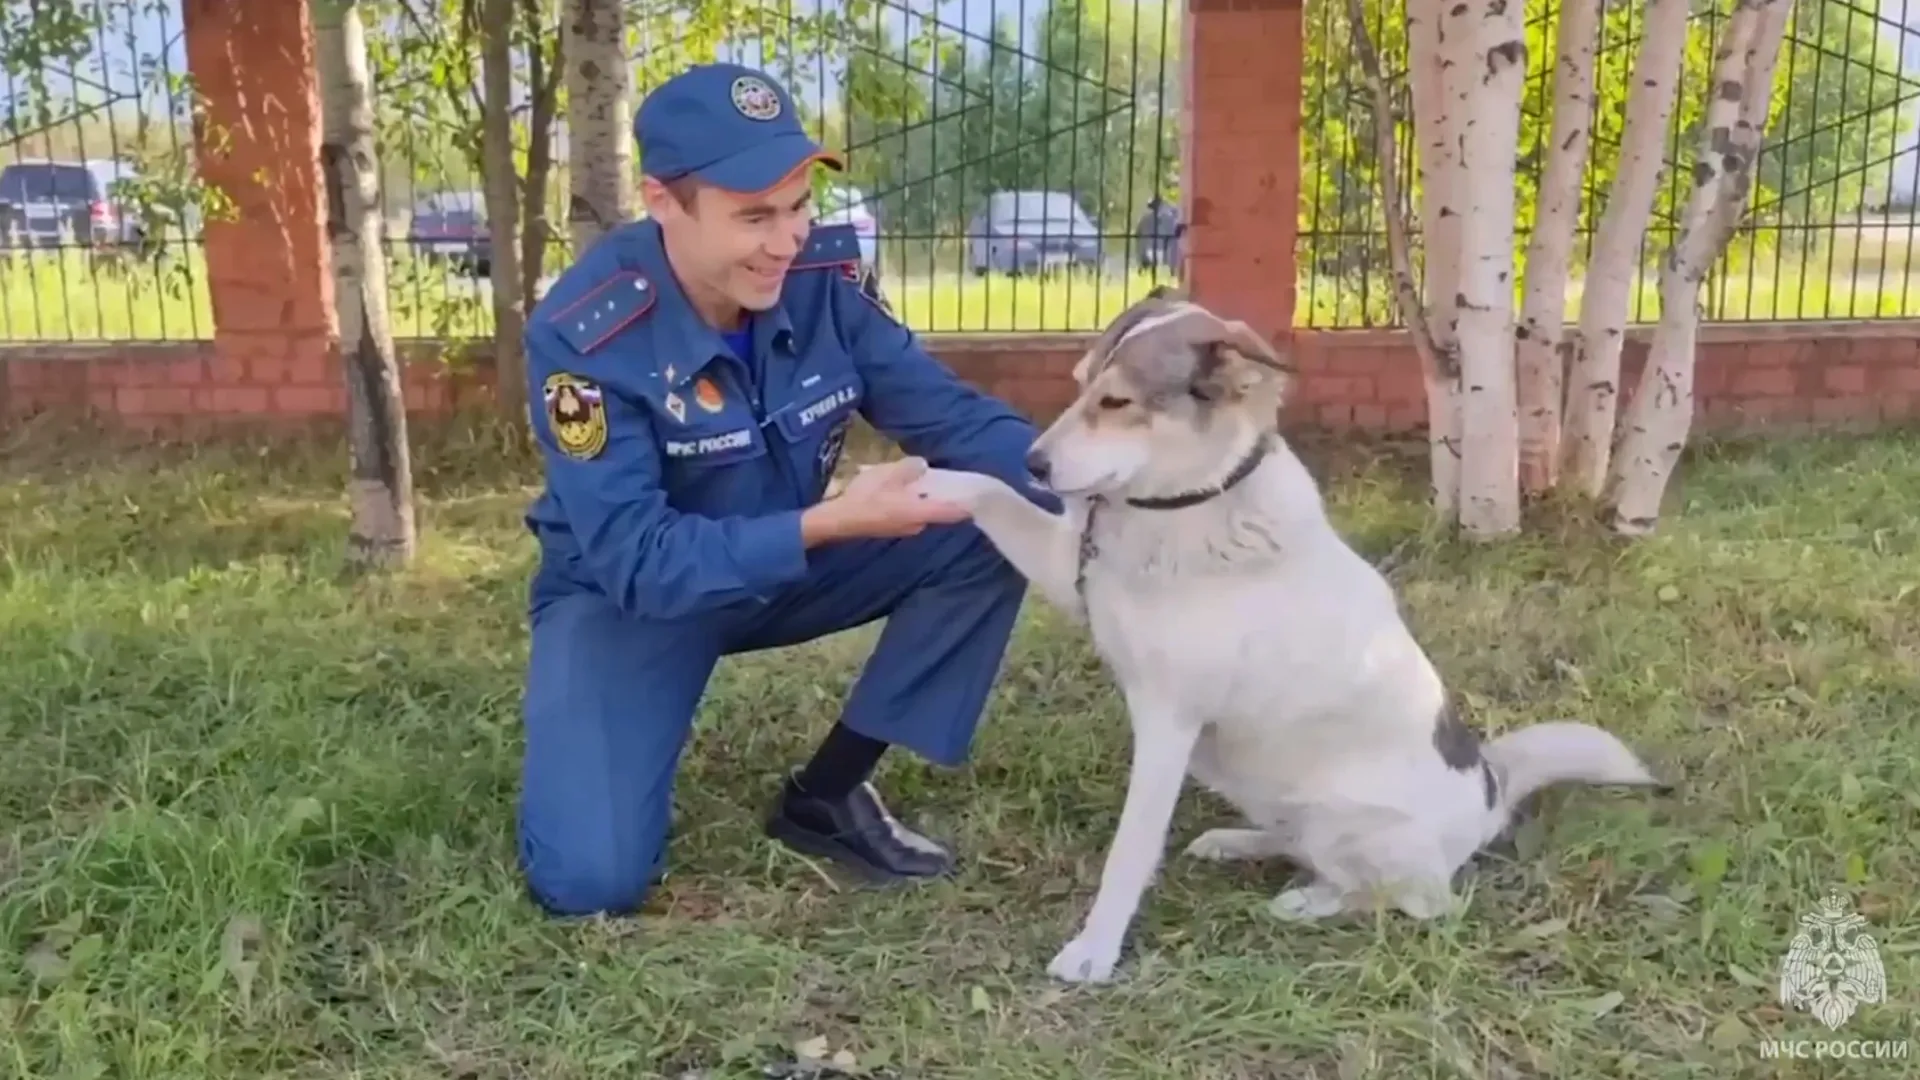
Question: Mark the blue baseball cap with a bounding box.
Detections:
[634,63,843,195]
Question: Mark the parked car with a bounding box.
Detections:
[407,189,489,274]
[0,157,145,249]
[966,190,1102,276]
[816,183,879,272]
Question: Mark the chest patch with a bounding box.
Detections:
[796,384,859,429]
[817,417,851,479]
[665,428,754,458]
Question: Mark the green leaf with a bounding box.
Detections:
[1581,990,1625,1019]
[1845,850,1869,884]
[1690,839,1731,897]
[1709,1014,1750,1051]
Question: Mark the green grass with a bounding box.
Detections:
[0,246,1174,343]
[3,418,1919,1078]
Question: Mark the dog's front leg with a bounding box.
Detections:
[911,468,1085,619]
[1048,695,1200,984]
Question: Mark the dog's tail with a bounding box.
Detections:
[1485,721,1666,812]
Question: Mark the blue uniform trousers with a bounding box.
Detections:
[516,520,1026,916]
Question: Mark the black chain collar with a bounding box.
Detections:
[1073,436,1274,600]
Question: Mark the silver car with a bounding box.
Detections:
[966,190,1102,276]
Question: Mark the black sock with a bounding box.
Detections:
[795,723,888,799]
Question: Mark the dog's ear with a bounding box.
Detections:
[1079,291,1189,386]
[1190,321,1293,402]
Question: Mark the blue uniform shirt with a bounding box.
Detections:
[523,219,1058,621]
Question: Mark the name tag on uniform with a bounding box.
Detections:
[796,385,859,430]
[665,428,753,458]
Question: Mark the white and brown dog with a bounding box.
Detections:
[910,291,1664,984]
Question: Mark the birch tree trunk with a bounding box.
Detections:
[480,0,528,434]
[564,0,633,255]
[519,0,562,314]
[1450,0,1528,538]
[1515,0,1602,497]
[1559,0,1691,496]
[1609,0,1790,534]
[313,0,417,570]
[1408,0,1464,517]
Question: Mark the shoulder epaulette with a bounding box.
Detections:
[548,270,656,354]
[793,222,862,275]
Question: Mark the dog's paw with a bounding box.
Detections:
[1183,828,1276,862]
[1390,883,1461,921]
[1268,883,1349,922]
[909,467,1000,509]
[1046,936,1121,984]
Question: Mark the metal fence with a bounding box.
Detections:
[0,0,210,342]
[0,0,1181,344]
[7,0,1920,345]
[1300,0,1920,328]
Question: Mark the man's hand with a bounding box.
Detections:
[800,456,971,547]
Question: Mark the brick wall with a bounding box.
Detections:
[7,322,1918,435]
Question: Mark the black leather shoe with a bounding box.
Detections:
[765,772,956,883]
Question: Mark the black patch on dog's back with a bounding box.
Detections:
[1433,699,1500,810]
[1431,699,1482,770]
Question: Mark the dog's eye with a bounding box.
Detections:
[1098,395,1132,410]
[1189,385,1214,403]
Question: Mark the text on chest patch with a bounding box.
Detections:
[796,385,859,428]
[665,428,753,458]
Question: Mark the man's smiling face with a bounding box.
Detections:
[644,171,816,324]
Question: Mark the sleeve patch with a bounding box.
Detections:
[542,372,610,460]
[855,262,898,319]
[550,272,655,354]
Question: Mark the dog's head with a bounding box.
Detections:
[1027,288,1295,501]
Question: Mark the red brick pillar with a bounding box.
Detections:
[1180,0,1303,344]
[181,0,337,416]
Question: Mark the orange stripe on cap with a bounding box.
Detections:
[713,150,846,200]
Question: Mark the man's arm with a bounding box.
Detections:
[838,272,1063,514]
[528,330,814,621]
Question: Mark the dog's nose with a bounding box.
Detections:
[1026,449,1051,483]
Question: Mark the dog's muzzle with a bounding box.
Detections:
[1025,448,1051,484]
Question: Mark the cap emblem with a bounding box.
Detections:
[730,75,782,121]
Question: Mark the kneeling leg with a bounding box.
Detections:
[517,595,719,917]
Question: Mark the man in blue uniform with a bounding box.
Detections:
[515,61,1057,918]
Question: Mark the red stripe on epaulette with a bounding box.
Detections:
[583,295,654,353]
[547,271,656,354]
[552,271,644,321]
